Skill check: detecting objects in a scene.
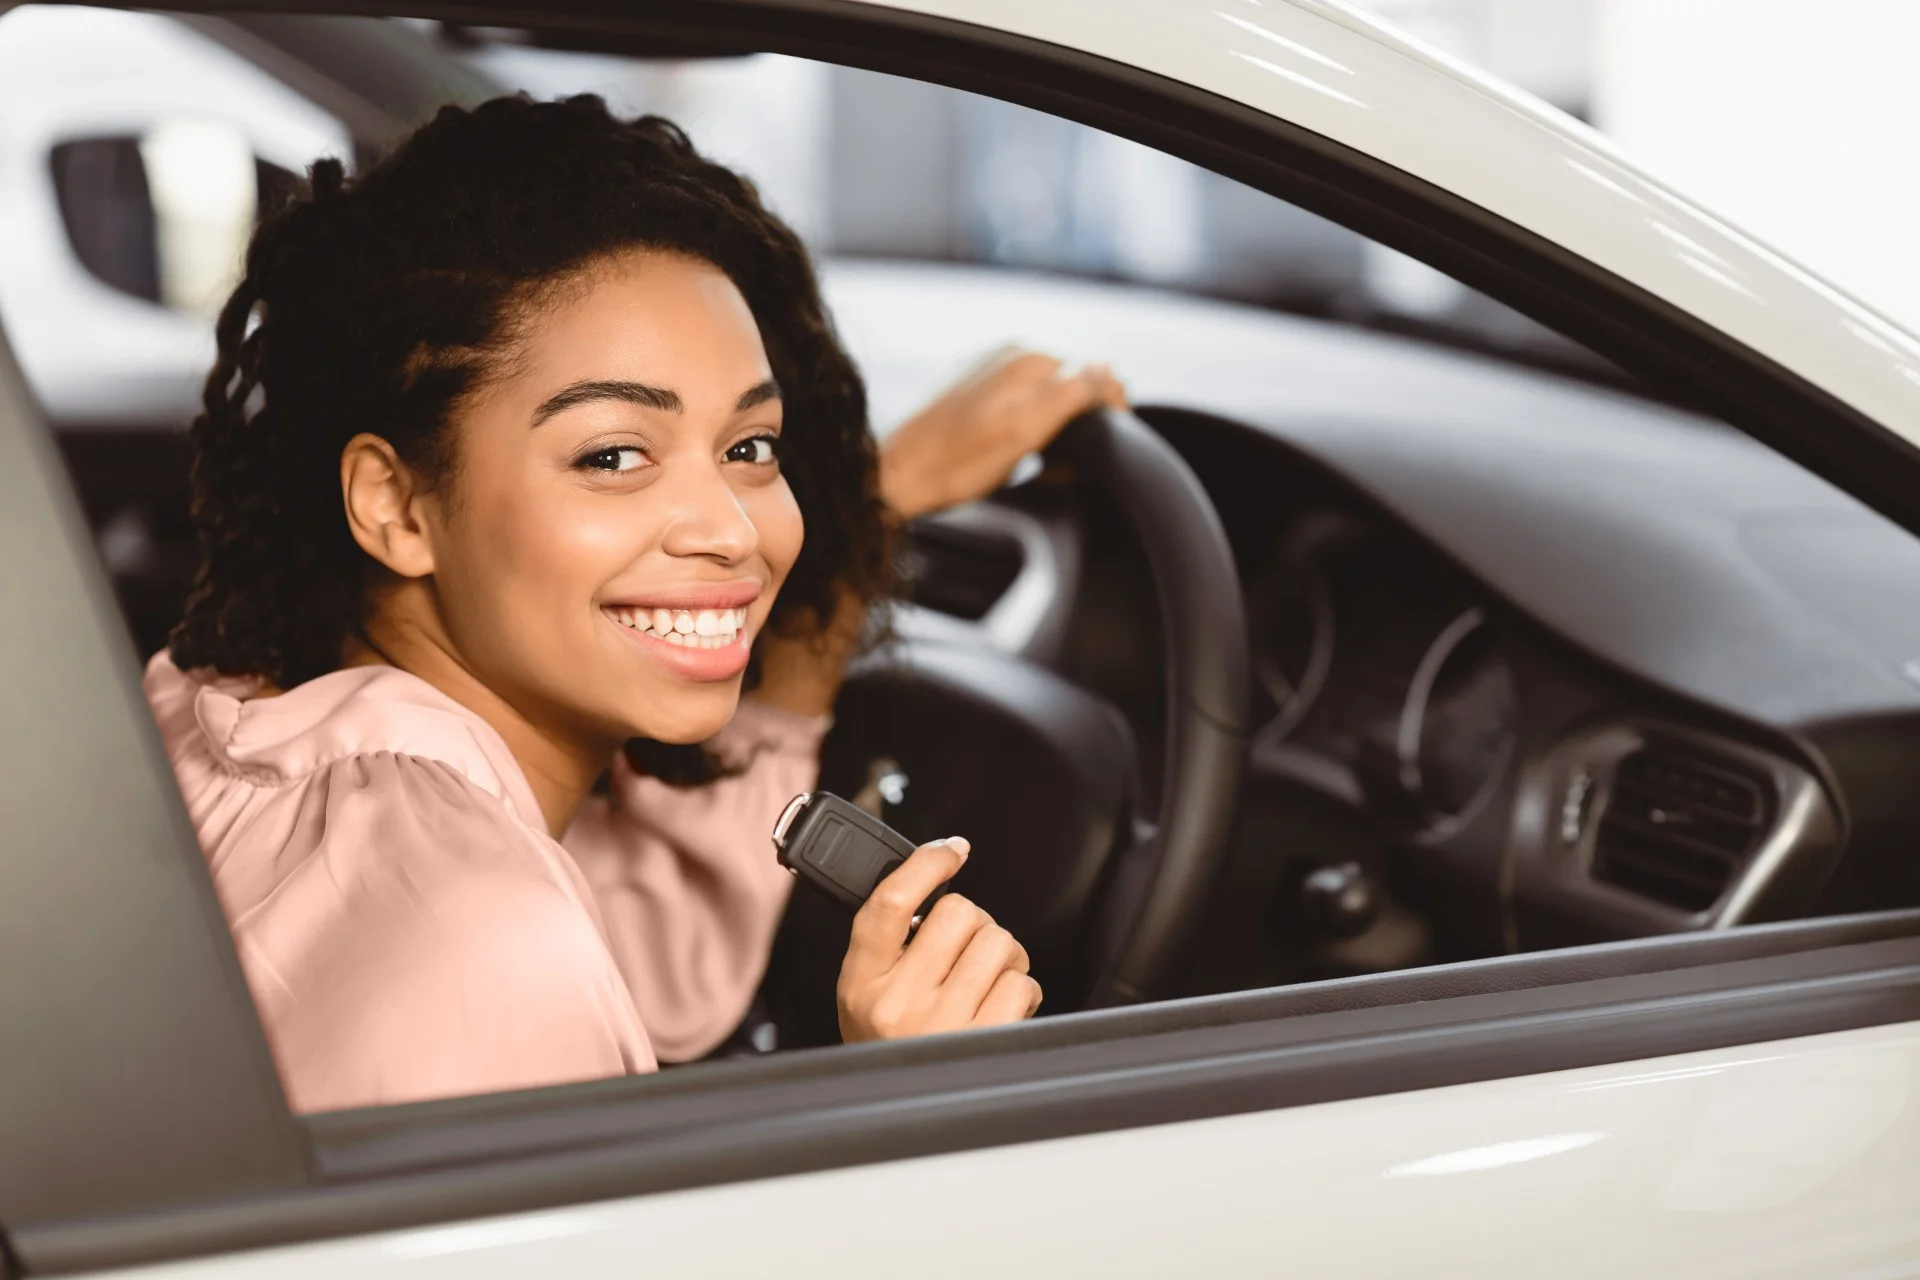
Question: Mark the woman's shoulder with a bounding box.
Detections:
[145,649,544,827]
[213,750,651,1111]
[145,649,565,920]
[142,654,650,1109]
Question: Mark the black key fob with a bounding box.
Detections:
[772,791,949,924]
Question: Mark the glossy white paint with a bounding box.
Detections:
[100,1019,1920,1278]
[847,0,1920,446]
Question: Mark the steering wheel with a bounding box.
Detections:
[759,408,1249,1042]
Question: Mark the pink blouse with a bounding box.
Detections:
[144,652,822,1114]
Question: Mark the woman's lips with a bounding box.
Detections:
[603,605,752,682]
[602,581,761,611]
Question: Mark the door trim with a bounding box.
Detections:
[20,916,1920,1272]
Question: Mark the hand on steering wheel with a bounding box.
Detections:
[877,346,1129,519]
[752,345,1127,720]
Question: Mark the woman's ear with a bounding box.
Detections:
[341,433,438,578]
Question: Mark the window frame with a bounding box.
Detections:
[8,1,1920,1272]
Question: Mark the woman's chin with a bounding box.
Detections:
[620,682,743,746]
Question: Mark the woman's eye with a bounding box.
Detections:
[578,446,648,473]
[725,434,780,465]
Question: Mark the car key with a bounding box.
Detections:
[772,790,951,928]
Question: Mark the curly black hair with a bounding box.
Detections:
[169,94,891,779]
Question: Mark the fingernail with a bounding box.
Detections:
[932,836,970,860]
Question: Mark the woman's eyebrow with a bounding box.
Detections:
[532,379,681,425]
[735,379,782,412]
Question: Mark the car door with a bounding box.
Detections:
[3,2,1920,1277]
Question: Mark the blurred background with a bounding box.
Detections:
[3,0,1917,434]
[456,0,1920,341]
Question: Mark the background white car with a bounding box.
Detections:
[2,1,1919,1276]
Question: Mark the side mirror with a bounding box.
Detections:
[49,118,297,316]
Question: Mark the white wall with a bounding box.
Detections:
[1595,0,1920,332]
[1359,0,1596,111]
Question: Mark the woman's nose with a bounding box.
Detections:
[657,461,760,564]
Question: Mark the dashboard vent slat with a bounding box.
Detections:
[1591,745,1773,913]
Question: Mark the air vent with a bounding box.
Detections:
[901,522,1023,622]
[1591,745,1774,912]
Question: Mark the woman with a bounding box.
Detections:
[151,94,1126,1113]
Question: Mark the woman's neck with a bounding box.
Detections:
[344,598,616,839]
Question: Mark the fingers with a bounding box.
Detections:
[891,891,994,990]
[958,343,1049,387]
[1071,361,1129,412]
[974,966,1045,1027]
[833,832,1045,1042]
[1028,361,1130,441]
[1030,361,1099,420]
[1087,362,1131,410]
[935,917,1029,1021]
[980,347,1127,422]
[844,838,969,980]
[996,348,1065,384]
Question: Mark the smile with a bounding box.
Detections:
[602,605,748,650]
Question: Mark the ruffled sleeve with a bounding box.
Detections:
[145,651,658,1113]
[563,698,828,1061]
[231,753,654,1113]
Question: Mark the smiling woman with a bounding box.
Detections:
[330,248,807,782]
[148,94,1113,1112]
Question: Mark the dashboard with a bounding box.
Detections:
[894,383,1920,995]
[811,258,1920,996]
[1171,411,1850,988]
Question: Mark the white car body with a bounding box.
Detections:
[4,2,1919,1277]
[863,0,1920,441]
[105,1022,1920,1278]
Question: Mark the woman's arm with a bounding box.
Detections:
[752,347,1126,718]
[563,700,828,1060]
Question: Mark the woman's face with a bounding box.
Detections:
[420,250,803,747]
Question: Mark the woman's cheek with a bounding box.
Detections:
[555,496,653,571]
[754,477,806,588]
[495,483,649,595]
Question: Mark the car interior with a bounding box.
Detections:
[13,6,1920,1070]
[15,8,1920,1274]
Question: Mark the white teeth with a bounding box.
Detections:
[659,631,730,649]
[609,605,748,648]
